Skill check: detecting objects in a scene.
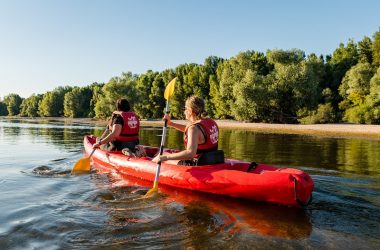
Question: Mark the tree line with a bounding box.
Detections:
[1,29,380,124]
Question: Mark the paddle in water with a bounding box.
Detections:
[145,77,176,196]
[71,148,96,174]
[72,125,110,174]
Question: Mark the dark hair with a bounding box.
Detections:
[116,98,130,112]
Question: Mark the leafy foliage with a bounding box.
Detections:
[372,29,380,67]
[94,72,138,119]
[64,86,93,118]
[3,94,23,116]
[39,87,72,117]
[20,94,43,117]
[0,101,8,116]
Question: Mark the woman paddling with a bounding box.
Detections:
[152,95,224,166]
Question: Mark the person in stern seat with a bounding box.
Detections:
[152,95,224,166]
[93,98,140,152]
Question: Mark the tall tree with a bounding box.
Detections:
[149,73,167,119]
[3,93,23,116]
[339,62,374,123]
[267,49,320,123]
[0,101,8,116]
[364,67,380,123]
[372,28,380,67]
[134,70,157,118]
[39,86,72,117]
[358,36,373,64]
[94,72,138,119]
[232,70,271,121]
[326,39,359,117]
[20,94,43,117]
[211,50,270,119]
[64,86,93,118]
[88,82,104,118]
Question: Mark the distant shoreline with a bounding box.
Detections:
[2,117,380,140]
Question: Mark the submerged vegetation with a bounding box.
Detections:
[1,29,380,124]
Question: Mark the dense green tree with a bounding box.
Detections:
[267,48,305,65]
[88,82,104,118]
[204,56,224,75]
[267,49,321,123]
[134,70,157,118]
[339,62,374,105]
[298,87,337,124]
[39,86,72,117]
[94,72,138,119]
[327,40,359,109]
[3,93,23,116]
[232,70,271,121]
[202,56,224,117]
[364,67,380,123]
[372,29,380,67]
[298,103,336,124]
[358,36,373,64]
[167,65,197,119]
[20,94,43,117]
[64,86,93,117]
[213,60,236,119]
[171,63,207,118]
[339,62,374,123]
[211,51,270,119]
[39,91,61,117]
[207,74,219,117]
[149,73,167,119]
[295,54,335,124]
[0,101,8,116]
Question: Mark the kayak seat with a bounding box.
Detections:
[196,150,225,165]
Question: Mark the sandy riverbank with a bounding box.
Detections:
[2,117,379,140]
[140,120,380,140]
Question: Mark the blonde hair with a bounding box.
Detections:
[185,95,206,119]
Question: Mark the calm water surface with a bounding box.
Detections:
[0,118,379,249]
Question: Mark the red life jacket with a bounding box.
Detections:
[184,118,219,153]
[109,111,140,141]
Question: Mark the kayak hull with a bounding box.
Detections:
[84,135,314,207]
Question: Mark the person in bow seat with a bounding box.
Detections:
[93,98,142,155]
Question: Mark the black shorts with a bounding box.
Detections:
[177,159,197,166]
[102,139,139,151]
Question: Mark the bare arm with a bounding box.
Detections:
[99,126,109,140]
[93,124,122,148]
[164,114,186,132]
[152,125,199,162]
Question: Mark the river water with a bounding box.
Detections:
[0,118,379,249]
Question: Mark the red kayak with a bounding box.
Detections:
[84,135,314,207]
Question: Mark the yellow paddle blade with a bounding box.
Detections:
[164,77,176,100]
[71,157,91,174]
[144,181,158,197]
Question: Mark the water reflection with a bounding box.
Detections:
[2,126,21,136]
